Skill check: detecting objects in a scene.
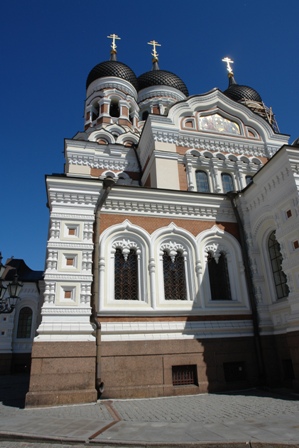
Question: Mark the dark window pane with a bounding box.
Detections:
[17,307,32,339]
[163,251,187,300]
[221,173,234,193]
[208,252,232,300]
[196,170,210,193]
[115,248,138,300]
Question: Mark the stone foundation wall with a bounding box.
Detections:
[100,337,260,399]
[25,341,97,407]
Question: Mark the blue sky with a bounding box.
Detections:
[1,0,298,270]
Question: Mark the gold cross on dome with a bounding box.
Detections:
[222,57,234,74]
[148,40,161,60]
[107,34,121,51]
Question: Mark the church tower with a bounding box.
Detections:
[26,37,299,406]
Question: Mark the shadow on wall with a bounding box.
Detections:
[0,373,30,408]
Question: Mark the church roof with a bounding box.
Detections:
[86,60,138,90]
[223,75,262,103]
[137,67,189,96]
[224,82,262,103]
[3,258,43,282]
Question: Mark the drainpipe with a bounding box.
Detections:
[91,177,115,396]
[227,191,266,384]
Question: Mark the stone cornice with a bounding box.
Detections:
[102,188,235,221]
[50,213,95,221]
[47,242,94,250]
[41,307,92,315]
[86,76,137,100]
[44,274,93,282]
[65,140,139,172]
[153,131,274,158]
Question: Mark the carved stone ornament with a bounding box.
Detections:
[160,241,185,263]
[204,243,226,264]
[112,239,140,261]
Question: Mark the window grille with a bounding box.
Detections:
[196,170,210,193]
[221,173,234,193]
[172,365,198,386]
[208,252,232,300]
[115,248,138,300]
[268,231,289,299]
[17,307,33,339]
[163,251,187,300]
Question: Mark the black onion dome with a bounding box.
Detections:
[137,69,189,96]
[223,76,262,103]
[86,60,138,90]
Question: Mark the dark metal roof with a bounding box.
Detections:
[137,69,189,96]
[223,83,262,103]
[3,258,43,282]
[86,60,138,90]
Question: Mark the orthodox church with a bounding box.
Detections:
[25,35,299,406]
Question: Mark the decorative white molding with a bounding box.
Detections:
[101,319,254,341]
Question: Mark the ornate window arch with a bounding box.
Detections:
[99,221,151,311]
[197,226,249,308]
[152,224,196,308]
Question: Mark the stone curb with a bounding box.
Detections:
[1,433,299,448]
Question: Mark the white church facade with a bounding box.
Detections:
[23,37,299,406]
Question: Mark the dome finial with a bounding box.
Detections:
[222,56,234,76]
[222,56,237,86]
[107,34,121,61]
[148,40,161,70]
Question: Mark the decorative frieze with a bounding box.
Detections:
[154,132,273,157]
[103,198,234,221]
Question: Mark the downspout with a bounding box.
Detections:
[227,191,266,384]
[91,177,115,396]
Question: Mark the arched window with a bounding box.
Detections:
[17,307,33,339]
[221,173,234,193]
[196,170,210,193]
[114,248,138,300]
[163,250,187,300]
[110,99,120,118]
[268,231,289,300]
[207,252,232,300]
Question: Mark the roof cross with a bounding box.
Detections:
[107,34,121,52]
[148,40,161,60]
[222,57,234,74]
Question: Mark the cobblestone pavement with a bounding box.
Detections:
[111,389,299,424]
[1,375,299,447]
